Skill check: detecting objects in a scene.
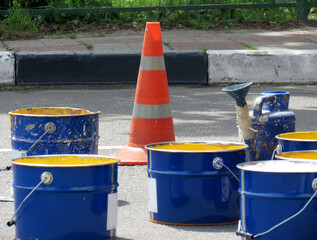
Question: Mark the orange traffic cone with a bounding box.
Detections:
[116,22,175,166]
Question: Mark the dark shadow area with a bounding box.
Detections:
[118,200,129,207]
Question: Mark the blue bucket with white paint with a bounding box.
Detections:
[9,155,119,240]
[237,160,317,240]
[9,107,100,158]
[146,141,248,225]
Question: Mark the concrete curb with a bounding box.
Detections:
[207,50,317,84]
[1,50,316,86]
[0,52,15,85]
[15,50,207,85]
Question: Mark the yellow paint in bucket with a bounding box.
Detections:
[14,155,119,167]
[277,132,317,141]
[277,151,317,160]
[148,142,247,152]
[9,107,100,116]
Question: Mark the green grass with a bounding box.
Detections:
[0,0,38,39]
[0,0,313,40]
[163,41,170,47]
[68,33,77,39]
[244,43,259,50]
[85,44,94,50]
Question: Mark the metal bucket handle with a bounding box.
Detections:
[253,95,278,117]
[21,122,56,158]
[270,144,282,160]
[7,171,54,227]
[212,157,240,182]
[236,178,317,239]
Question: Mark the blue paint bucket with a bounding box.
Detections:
[237,160,317,240]
[146,141,248,225]
[9,107,100,158]
[11,155,119,240]
[276,131,317,153]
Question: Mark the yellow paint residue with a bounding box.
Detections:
[149,142,246,151]
[9,107,94,116]
[278,151,317,160]
[278,132,317,141]
[14,155,119,166]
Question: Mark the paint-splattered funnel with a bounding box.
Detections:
[9,107,100,159]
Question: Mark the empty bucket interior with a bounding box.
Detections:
[13,155,119,166]
[146,142,247,152]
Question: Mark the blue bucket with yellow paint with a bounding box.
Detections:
[275,150,317,161]
[9,155,119,240]
[276,131,317,153]
[9,107,100,158]
[237,160,317,240]
[146,141,248,225]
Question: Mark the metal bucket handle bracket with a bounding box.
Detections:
[253,95,278,117]
[212,157,240,182]
[21,122,56,158]
[7,172,53,227]
[236,178,317,239]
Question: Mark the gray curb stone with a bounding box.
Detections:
[0,52,15,85]
[207,50,317,84]
[15,51,207,85]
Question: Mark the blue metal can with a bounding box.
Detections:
[9,107,100,158]
[251,91,295,160]
[146,141,248,225]
[237,160,317,240]
[276,131,317,153]
[260,91,290,112]
[11,155,119,240]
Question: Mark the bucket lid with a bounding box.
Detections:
[237,160,317,173]
[145,141,248,153]
[8,107,101,117]
[276,131,317,142]
[13,154,120,167]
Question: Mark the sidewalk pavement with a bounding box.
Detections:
[1,27,317,52]
[2,27,317,86]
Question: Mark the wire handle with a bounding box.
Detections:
[271,144,282,160]
[21,122,56,158]
[236,178,317,239]
[7,172,53,227]
[212,157,240,182]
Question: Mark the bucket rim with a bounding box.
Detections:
[12,154,120,168]
[276,131,317,142]
[145,141,248,153]
[237,160,317,173]
[276,150,317,161]
[8,107,101,117]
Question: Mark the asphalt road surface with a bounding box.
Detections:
[0,84,316,240]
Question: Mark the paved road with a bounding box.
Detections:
[0,84,316,239]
